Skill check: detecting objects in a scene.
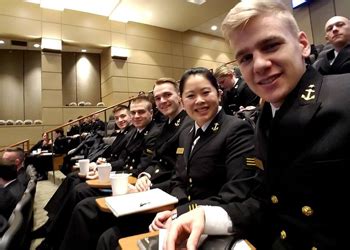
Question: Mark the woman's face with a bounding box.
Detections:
[42,133,48,140]
[181,74,220,127]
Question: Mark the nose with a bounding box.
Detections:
[195,94,205,104]
[253,52,271,74]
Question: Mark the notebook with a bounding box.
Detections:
[105,188,178,217]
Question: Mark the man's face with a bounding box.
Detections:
[130,100,153,129]
[228,14,310,107]
[153,83,181,119]
[325,16,350,50]
[114,109,131,130]
[217,74,235,91]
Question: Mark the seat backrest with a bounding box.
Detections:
[24,179,37,198]
[15,193,34,250]
[0,210,23,250]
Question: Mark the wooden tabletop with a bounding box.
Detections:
[119,231,159,250]
[86,176,137,188]
[118,231,256,250]
[96,197,175,213]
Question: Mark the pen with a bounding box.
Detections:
[139,201,151,207]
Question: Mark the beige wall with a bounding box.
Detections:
[0,1,219,147]
[293,0,350,45]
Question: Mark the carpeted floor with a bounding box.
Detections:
[30,179,59,249]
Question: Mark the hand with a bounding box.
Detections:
[149,210,173,231]
[86,170,98,180]
[165,207,205,250]
[135,176,152,192]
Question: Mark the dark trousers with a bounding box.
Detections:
[60,197,154,250]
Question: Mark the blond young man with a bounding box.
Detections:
[166,1,348,249]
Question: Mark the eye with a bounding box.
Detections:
[238,54,253,65]
[154,96,161,102]
[186,94,195,99]
[262,42,281,53]
[203,90,210,96]
[130,111,136,116]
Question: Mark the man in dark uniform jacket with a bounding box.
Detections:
[135,78,192,192]
[0,159,25,220]
[214,65,259,115]
[166,1,348,249]
[2,148,29,188]
[314,16,350,75]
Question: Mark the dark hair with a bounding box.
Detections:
[179,67,219,96]
[0,159,17,181]
[54,128,64,136]
[113,104,129,114]
[131,95,153,112]
[5,147,25,163]
[154,77,179,92]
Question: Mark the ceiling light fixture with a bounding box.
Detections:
[81,49,87,52]
[0,40,5,44]
[111,47,128,60]
[34,43,41,48]
[41,38,62,53]
[40,0,64,11]
[187,0,206,5]
[211,25,218,31]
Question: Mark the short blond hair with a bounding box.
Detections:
[154,77,179,92]
[222,0,300,42]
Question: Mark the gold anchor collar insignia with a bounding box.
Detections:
[211,122,219,132]
[174,118,181,127]
[301,84,315,101]
[143,130,149,136]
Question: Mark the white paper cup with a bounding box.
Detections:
[37,148,42,154]
[110,173,129,196]
[97,164,112,182]
[78,159,90,175]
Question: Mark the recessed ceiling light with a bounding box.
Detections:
[34,43,41,48]
[187,0,206,5]
[0,40,5,44]
[211,25,218,31]
[81,49,87,52]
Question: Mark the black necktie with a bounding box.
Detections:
[193,128,203,142]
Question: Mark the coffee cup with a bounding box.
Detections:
[110,173,129,196]
[97,164,112,182]
[78,159,90,176]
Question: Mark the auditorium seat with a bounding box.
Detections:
[15,120,24,125]
[0,120,6,125]
[85,101,92,106]
[0,210,23,249]
[97,102,105,107]
[69,102,77,106]
[24,120,33,125]
[34,120,43,125]
[78,101,85,106]
[6,120,15,125]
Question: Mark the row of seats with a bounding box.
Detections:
[67,101,105,107]
[0,120,43,126]
[0,166,37,250]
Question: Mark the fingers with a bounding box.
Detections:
[149,211,172,231]
[136,176,152,192]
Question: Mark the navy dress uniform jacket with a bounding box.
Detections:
[256,66,349,249]
[314,43,350,75]
[144,110,192,190]
[171,109,264,237]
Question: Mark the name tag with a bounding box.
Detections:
[176,147,184,154]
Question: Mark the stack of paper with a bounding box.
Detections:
[105,188,178,217]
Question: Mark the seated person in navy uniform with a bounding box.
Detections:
[3,148,29,188]
[0,159,25,220]
[313,16,350,75]
[214,65,259,115]
[29,132,52,153]
[166,1,348,249]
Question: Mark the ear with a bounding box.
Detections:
[325,34,330,42]
[298,31,311,58]
[218,89,223,103]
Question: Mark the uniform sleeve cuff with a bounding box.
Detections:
[202,206,234,235]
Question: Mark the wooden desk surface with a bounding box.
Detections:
[86,176,137,188]
[119,231,159,250]
[118,231,256,250]
[96,197,175,213]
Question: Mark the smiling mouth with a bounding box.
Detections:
[258,74,281,85]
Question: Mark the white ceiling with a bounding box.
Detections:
[26,0,239,37]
